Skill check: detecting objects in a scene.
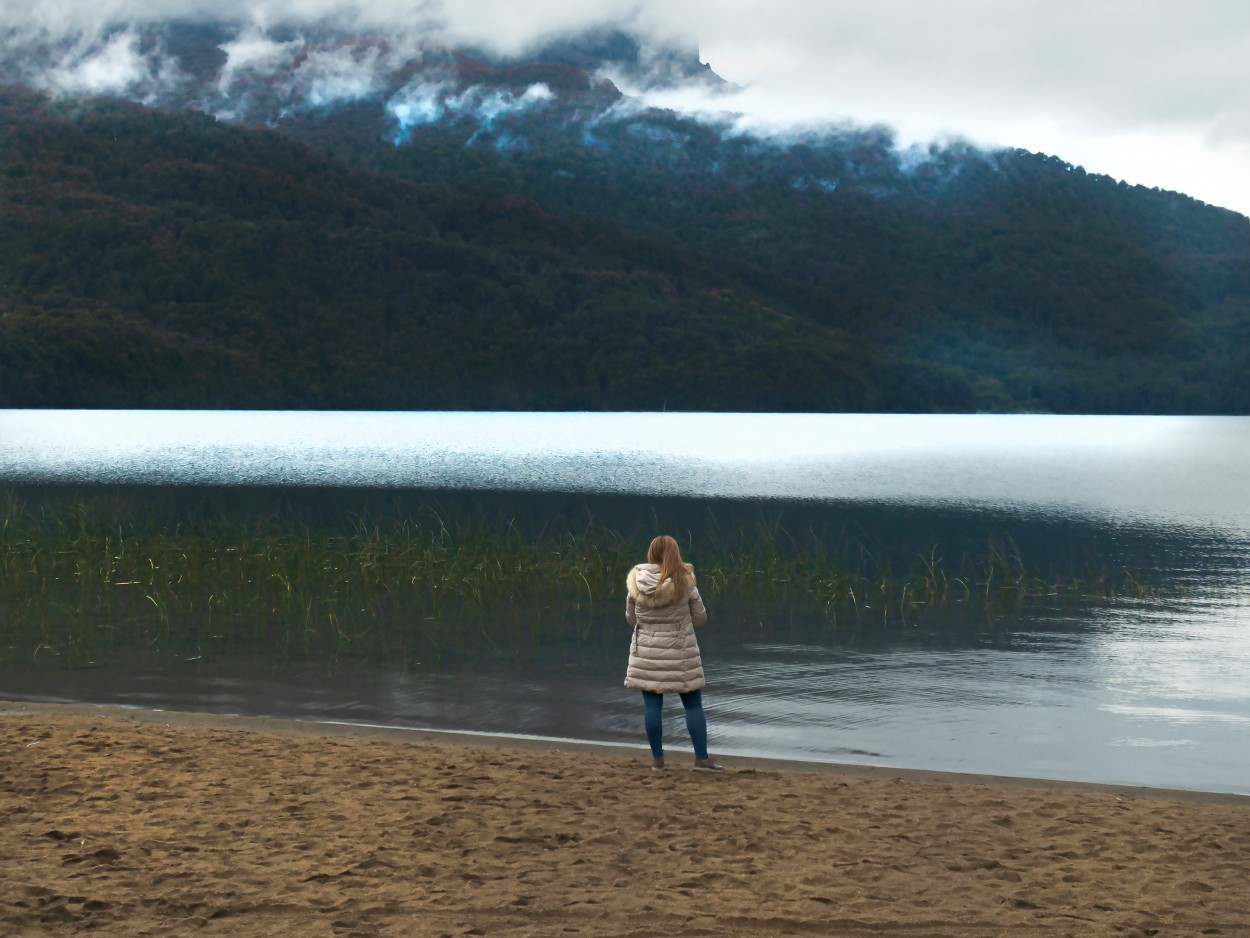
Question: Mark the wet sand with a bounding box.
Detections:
[2,701,1248,937]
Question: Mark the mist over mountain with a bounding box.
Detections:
[0,17,716,118]
[2,20,1249,412]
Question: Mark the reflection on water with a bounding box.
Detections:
[3,410,1250,794]
[6,586,1249,794]
[704,593,1250,793]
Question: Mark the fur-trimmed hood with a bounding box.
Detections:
[626,563,696,608]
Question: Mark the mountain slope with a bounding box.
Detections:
[1,88,944,411]
[2,24,1249,413]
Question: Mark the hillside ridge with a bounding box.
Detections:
[2,24,1248,413]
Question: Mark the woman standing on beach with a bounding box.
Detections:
[625,535,723,772]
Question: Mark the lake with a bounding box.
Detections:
[2,409,1249,794]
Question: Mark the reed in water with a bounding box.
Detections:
[0,489,1165,667]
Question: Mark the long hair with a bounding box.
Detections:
[647,535,691,596]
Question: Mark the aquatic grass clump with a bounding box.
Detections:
[0,489,1170,667]
[696,524,1163,625]
[0,491,643,667]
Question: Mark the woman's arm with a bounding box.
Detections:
[688,587,708,626]
[626,594,637,627]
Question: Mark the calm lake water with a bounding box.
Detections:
[3,410,1250,794]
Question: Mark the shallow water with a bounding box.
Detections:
[7,589,1249,793]
[3,410,1250,793]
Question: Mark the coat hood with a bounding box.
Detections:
[626,562,696,608]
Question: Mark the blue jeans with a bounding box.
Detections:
[642,689,708,760]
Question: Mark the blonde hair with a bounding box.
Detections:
[647,535,691,596]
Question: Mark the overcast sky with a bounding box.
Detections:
[666,0,1250,218]
[6,0,1249,216]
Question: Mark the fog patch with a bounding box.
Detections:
[387,80,554,144]
[296,44,390,107]
[218,27,303,93]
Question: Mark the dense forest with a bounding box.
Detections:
[2,26,1249,413]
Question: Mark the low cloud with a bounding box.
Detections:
[217,27,303,93]
[387,80,554,142]
[6,0,1246,144]
[2,0,1248,213]
[42,29,150,96]
[296,46,390,107]
[30,27,184,101]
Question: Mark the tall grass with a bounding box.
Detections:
[0,490,1163,667]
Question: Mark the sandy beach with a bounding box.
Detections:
[2,702,1248,937]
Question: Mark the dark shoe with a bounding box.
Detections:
[651,757,667,772]
[694,758,725,772]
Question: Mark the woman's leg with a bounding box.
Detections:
[641,691,664,758]
[678,689,709,760]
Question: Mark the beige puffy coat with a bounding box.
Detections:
[623,562,708,694]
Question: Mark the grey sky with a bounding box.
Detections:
[5,0,1249,215]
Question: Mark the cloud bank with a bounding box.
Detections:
[2,0,1248,214]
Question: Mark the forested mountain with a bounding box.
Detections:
[2,25,1249,412]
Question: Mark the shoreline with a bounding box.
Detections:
[5,699,1247,806]
[5,700,1249,936]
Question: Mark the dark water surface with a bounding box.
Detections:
[3,411,1249,794]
